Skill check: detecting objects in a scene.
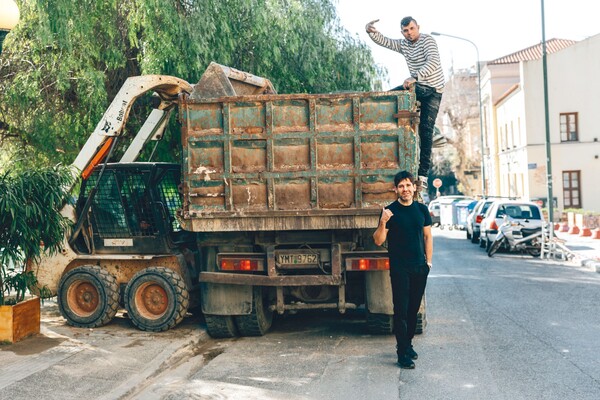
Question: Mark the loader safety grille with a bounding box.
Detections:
[78,164,183,242]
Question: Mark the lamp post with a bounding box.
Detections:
[0,0,20,54]
[431,31,486,197]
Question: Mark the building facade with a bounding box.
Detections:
[480,35,599,213]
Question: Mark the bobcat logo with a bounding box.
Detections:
[101,120,112,133]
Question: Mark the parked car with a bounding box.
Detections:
[428,199,440,226]
[479,200,544,251]
[466,198,496,243]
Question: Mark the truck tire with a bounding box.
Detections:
[234,287,273,336]
[124,267,189,332]
[366,311,393,335]
[204,315,238,338]
[58,265,119,328]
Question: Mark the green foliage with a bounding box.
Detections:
[0,0,385,167]
[0,162,74,305]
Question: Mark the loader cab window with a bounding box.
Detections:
[155,168,183,232]
[81,171,131,238]
[79,168,158,238]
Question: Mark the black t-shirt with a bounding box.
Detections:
[384,200,432,269]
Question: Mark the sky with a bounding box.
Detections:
[335,0,600,86]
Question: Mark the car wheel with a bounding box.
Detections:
[471,232,479,244]
[479,235,486,248]
[466,230,472,240]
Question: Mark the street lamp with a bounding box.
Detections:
[431,31,487,197]
[0,0,20,54]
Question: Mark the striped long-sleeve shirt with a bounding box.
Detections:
[368,31,445,93]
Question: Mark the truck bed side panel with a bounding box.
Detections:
[180,91,418,232]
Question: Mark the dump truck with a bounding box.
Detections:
[29,63,424,337]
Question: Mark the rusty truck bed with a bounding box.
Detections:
[179,90,419,232]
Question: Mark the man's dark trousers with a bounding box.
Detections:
[391,83,442,177]
[390,266,429,355]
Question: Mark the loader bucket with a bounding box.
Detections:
[190,62,276,100]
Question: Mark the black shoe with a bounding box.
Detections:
[406,345,418,360]
[397,354,415,369]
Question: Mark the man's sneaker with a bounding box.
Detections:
[397,354,416,369]
[418,176,428,191]
[406,345,418,360]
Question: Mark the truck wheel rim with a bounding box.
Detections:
[67,280,99,317]
[135,282,168,319]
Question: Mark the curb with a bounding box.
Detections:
[579,258,600,273]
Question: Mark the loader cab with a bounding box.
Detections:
[72,162,190,254]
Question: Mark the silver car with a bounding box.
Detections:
[466,199,495,243]
[479,200,544,251]
[428,199,440,226]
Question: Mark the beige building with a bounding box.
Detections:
[480,35,600,213]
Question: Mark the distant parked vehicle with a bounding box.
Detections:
[466,199,495,243]
[438,196,472,230]
[428,199,440,227]
[479,200,544,251]
[455,199,478,231]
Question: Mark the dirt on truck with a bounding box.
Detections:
[29,63,424,338]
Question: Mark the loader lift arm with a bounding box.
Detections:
[72,75,193,179]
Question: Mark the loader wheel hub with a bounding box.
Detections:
[136,283,168,318]
[68,281,99,316]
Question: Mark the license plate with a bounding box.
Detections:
[276,253,319,267]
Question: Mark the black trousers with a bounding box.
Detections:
[391,83,442,177]
[390,265,429,355]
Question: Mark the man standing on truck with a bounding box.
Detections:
[366,17,444,194]
[373,170,433,369]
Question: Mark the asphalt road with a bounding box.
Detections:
[1,228,599,400]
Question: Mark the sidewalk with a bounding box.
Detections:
[554,230,600,272]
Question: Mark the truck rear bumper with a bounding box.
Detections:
[199,271,342,286]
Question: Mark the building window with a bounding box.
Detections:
[563,170,581,208]
[560,113,578,142]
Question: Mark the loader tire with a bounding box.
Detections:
[234,287,273,337]
[58,265,119,328]
[366,311,393,335]
[125,267,189,332]
[205,315,238,338]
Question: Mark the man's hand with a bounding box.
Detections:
[380,207,393,225]
[403,77,417,89]
[365,19,379,33]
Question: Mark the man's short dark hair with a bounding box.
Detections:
[401,16,417,27]
[394,170,415,186]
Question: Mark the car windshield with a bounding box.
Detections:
[496,204,541,219]
[481,201,493,214]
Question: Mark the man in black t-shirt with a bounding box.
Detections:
[373,170,433,369]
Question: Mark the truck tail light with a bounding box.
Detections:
[219,256,265,272]
[490,220,498,230]
[346,258,389,271]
